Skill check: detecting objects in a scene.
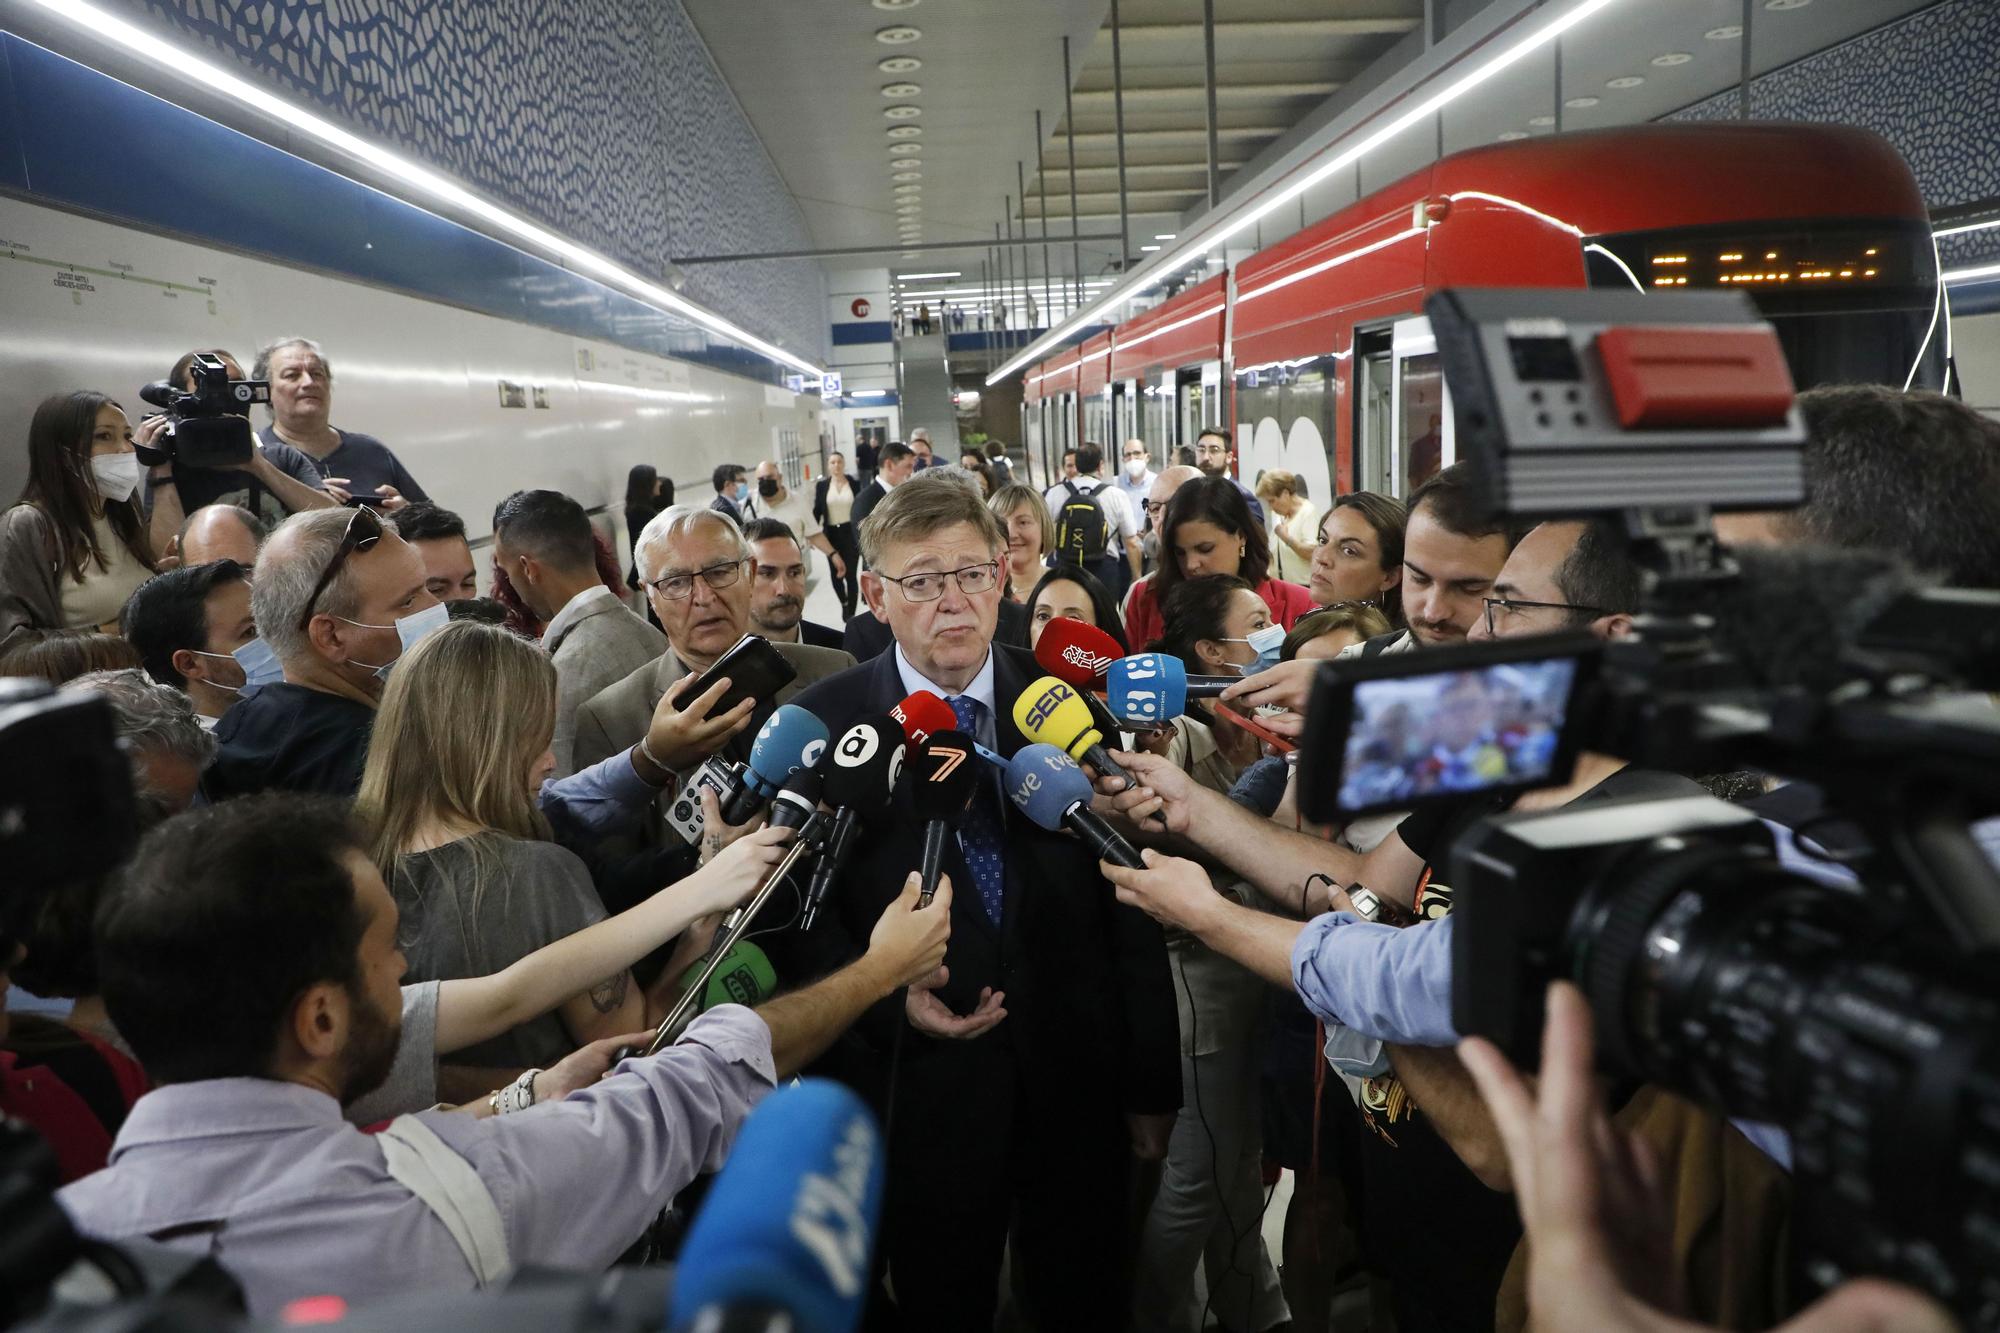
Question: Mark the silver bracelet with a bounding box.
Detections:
[497,1068,541,1115]
[637,734,675,779]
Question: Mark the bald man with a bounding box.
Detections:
[1131,462,1200,591]
[1114,438,1158,516]
[176,504,267,569]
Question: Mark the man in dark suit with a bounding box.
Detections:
[783,478,1179,1331]
[742,517,845,650]
[848,439,916,534]
[708,461,750,525]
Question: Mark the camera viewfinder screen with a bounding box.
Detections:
[1336,658,1578,811]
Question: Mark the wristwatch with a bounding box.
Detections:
[1347,886,1410,926]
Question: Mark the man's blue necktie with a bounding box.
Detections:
[948,695,1007,922]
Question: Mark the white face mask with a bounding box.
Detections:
[1124,456,1148,479]
[89,453,143,503]
[340,600,452,680]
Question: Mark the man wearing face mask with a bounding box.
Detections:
[749,461,842,598]
[709,463,752,526]
[121,559,260,728]
[205,507,446,800]
[1113,438,1157,518]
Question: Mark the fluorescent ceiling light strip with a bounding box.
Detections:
[896,271,963,280]
[32,0,822,378]
[1943,262,2000,284]
[1112,303,1225,354]
[987,0,1622,385]
[1235,227,1424,304]
[1933,217,2000,240]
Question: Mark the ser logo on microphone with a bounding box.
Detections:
[1024,683,1071,730]
[788,1112,878,1298]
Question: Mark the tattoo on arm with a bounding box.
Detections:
[588,971,630,1014]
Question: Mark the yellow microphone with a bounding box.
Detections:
[1013,675,1134,789]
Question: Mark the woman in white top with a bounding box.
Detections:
[0,392,157,648]
[1255,468,1320,585]
[814,450,861,619]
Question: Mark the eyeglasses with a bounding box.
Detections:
[298,505,383,630]
[1482,596,1604,636]
[877,561,1000,603]
[648,558,751,601]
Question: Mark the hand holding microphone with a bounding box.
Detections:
[1004,743,1144,868]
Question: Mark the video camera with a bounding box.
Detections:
[135,353,268,470]
[1296,288,2000,1322]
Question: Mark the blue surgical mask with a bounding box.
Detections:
[1224,623,1287,675]
[735,481,751,503]
[340,600,452,680]
[231,636,284,690]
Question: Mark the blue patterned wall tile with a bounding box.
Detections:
[1667,0,2000,269]
[103,0,825,357]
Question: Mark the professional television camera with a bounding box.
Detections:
[1296,288,2000,1324]
[134,353,268,469]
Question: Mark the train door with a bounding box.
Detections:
[1353,316,1450,497]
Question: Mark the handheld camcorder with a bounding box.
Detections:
[1297,288,2000,1322]
[136,353,269,469]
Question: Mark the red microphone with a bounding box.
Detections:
[1034,617,1126,689]
[890,690,959,753]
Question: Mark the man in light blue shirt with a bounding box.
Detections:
[60,792,952,1315]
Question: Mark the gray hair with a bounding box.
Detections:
[252,336,332,385]
[61,668,217,782]
[635,504,751,583]
[908,464,984,498]
[252,508,369,664]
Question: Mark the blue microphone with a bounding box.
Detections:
[1004,743,1144,869]
[668,1079,884,1333]
[722,703,830,825]
[1103,652,1189,728]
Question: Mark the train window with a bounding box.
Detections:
[1399,353,1445,492]
[1354,329,1396,495]
[1584,219,1945,390]
[1179,379,1205,450]
[1237,356,1336,511]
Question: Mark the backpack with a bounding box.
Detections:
[1053,480,1111,566]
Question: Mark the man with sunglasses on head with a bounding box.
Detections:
[204,506,447,800]
[569,506,851,847]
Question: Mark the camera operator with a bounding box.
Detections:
[142,349,337,565]
[253,338,428,511]
[1102,517,1706,1333]
[1459,983,1955,1333]
[121,560,258,727]
[57,793,952,1315]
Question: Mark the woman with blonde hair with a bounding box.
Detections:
[1254,468,1319,585]
[357,620,756,1071]
[988,482,1054,603]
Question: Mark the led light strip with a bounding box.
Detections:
[29,0,824,379]
[1933,217,2000,240]
[987,0,1624,385]
[1234,227,1424,304]
[1111,302,1225,355]
[1943,261,2000,284]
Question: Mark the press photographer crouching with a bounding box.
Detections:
[55,792,950,1315]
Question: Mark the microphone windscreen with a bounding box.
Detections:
[1003,743,1095,831]
[823,716,906,816]
[890,690,958,752]
[909,729,981,823]
[1104,652,1189,726]
[769,767,826,830]
[746,704,831,787]
[1034,617,1125,688]
[667,1078,883,1333]
[1012,675,1103,759]
[676,938,779,1012]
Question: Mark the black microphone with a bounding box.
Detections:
[803,716,904,931]
[720,704,830,826]
[717,768,822,941]
[909,729,979,907]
